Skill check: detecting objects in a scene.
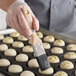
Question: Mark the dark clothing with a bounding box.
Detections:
[25,0,76,33]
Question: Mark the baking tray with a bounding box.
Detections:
[0,28,76,76]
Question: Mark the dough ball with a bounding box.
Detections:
[18,35,28,41]
[10,32,20,37]
[4,48,17,56]
[0,35,4,40]
[0,59,10,66]
[12,41,24,48]
[3,37,14,44]
[43,43,51,49]
[16,54,28,62]
[39,67,54,75]
[48,55,60,63]
[0,44,8,51]
[36,32,43,38]
[75,70,76,76]
[28,39,32,45]
[22,45,33,53]
[60,60,74,69]
[53,71,68,76]
[20,71,35,76]
[44,35,55,42]
[53,39,65,46]
[28,59,39,68]
[8,64,23,73]
[64,52,76,59]
[51,47,63,54]
[67,44,76,51]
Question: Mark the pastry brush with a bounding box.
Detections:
[22,5,50,71]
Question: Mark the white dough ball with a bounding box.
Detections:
[0,59,10,66]
[12,41,24,48]
[0,35,4,40]
[53,39,65,46]
[8,64,23,73]
[3,37,14,44]
[39,67,54,75]
[53,71,68,76]
[36,32,43,38]
[48,56,60,63]
[22,45,33,53]
[18,35,28,41]
[60,60,74,69]
[20,71,35,76]
[51,47,63,54]
[28,59,39,68]
[43,43,51,49]
[64,52,76,59]
[67,44,76,51]
[4,48,17,56]
[10,32,20,37]
[16,54,28,62]
[44,35,55,42]
[0,44,8,51]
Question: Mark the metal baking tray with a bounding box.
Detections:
[0,28,76,76]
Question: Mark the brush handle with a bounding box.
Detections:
[22,5,33,29]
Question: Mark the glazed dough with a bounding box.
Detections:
[53,71,68,76]
[60,60,74,69]
[3,37,14,44]
[16,54,28,62]
[64,52,76,59]
[48,56,60,63]
[43,43,51,49]
[51,47,63,54]
[8,64,23,73]
[18,35,28,41]
[28,59,39,68]
[36,32,43,38]
[0,59,10,66]
[0,35,4,40]
[4,48,17,56]
[53,39,65,46]
[0,44,8,51]
[43,35,55,42]
[67,44,76,51]
[20,71,35,76]
[12,41,24,48]
[39,67,54,75]
[22,45,33,52]
[10,32,20,37]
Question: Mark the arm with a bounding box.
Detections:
[1,0,39,38]
[0,0,16,12]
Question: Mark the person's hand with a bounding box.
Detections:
[6,0,39,38]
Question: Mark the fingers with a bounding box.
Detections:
[6,3,39,39]
[17,7,32,38]
[32,15,39,31]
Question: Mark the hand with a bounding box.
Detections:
[6,1,39,38]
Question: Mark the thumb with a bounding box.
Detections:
[32,16,39,31]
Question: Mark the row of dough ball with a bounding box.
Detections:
[0,57,74,70]
[0,59,75,75]
[2,37,76,52]
[0,43,33,53]
[1,33,76,51]
[2,36,28,44]
[0,44,76,60]
[8,64,54,75]
[48,56,74,69]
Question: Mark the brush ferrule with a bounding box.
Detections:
[33,42,46,57]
